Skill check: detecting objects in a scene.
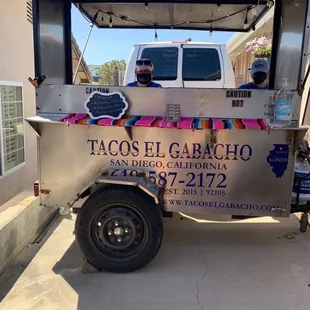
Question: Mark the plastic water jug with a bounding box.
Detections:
[273,78,293,126]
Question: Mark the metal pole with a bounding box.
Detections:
[73,23,94,84]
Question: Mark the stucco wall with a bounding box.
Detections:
[0,1,38,205]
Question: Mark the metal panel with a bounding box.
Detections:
[300,0,310,88]
[35,85,302,121]
[273,0,308,90]
[74,0,269,3]
[95,176,160,203]
[33,0,72,85]
[76,2,269,31]
[33,121,306,217]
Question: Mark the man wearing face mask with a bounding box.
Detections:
[238,59,269,90]
[231,58,269,221]
[126,58,162,88]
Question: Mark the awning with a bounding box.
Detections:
[73,1,273,32]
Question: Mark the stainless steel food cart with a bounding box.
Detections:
[27,0,310,272]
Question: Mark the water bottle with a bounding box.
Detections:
[273,78,293,126]
[291,156,310,205]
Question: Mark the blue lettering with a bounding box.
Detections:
[144,142,163,158]
[132,141,139,157]
[169,143,179,159]
[110,159,129,166]
[132,160,163,168]
[240,145,252,161]
[98,140,107,155]
[203,144,212,159]
[225,144,238,160]
[192,143,201,159]
[87,139,98,155]
[181,143,190,159]
[108,140,118,156]
[145,142,155,157]
[213,144,224,160]
[119,141,131,156]
[168,142,253,160]
[88,139,140,156]
[88,140,253,161]
[155,142,164,158]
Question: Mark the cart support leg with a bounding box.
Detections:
[81,254,100,274]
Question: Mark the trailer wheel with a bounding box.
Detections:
[75,187,163,273]
[299,213,309,233]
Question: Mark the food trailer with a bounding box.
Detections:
[27,0,310,273]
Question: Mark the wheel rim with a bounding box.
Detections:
[89,204,149,259]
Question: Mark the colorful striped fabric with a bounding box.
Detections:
[59,114,270,130]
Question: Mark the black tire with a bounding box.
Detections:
[300,213,309,233]
[75,187,163,273]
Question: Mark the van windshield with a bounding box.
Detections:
[182,48,221,81]
[141,47,178,81]
[140,46,222,82]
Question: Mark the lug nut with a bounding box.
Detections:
[97,222,102,227]
[108,230,113,235]
[117,237,122,242]
[115,221,119,226]
[124,228,129,234]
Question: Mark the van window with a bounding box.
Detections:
[141,47,178,81]
[182,48,221,81]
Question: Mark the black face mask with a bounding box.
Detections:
[137,74,152,85]
[253,72,267,85]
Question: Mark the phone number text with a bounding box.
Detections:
[110,169,227,189]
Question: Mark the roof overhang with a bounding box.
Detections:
[71,35,93,83]
[73,1,273,32]
[227,5,274,57]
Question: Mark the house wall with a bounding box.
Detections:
[227,8,273,87]
[233,52,255,87]
[0,2,92,206]
[0,0,37,205]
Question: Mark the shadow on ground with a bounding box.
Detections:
[47,213,310,310]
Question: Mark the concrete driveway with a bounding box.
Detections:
[0,213,310,310]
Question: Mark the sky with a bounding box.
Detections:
[71,6,235,66]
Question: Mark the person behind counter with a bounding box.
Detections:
[126,58,162,88]
[232,59,269,221]
[238,59,269,90]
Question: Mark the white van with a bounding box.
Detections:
[123,41,235,88]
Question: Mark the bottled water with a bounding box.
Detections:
[273,78,293,126]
